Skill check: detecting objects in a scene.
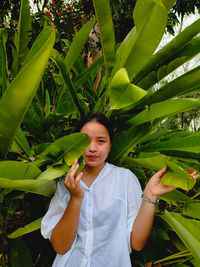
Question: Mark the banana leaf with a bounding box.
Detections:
[133,65,200,110]
[134,18,200,88]
[12,0,32,74]
[125,98,200,127]
[140,133,200,153]
[64,18,95,72]
[163,211,200,265]
[109,68,147,109]
[111,0,176,80]
[92,0,116,79]
[161,161,195,190]
[183,201,200,220]
[108,123,152,164]
[0,178,56,196]
[0,28,9,96]
[0,25,55,159]
[8,217,42,239]
[38,132,90,166]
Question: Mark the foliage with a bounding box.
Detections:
[1,0,200,266]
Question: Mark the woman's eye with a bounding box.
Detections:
[98,139,105,143]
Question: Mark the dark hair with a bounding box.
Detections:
[77,113,114,142]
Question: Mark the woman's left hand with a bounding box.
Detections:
[144,167,200,200]
[143,167,176,199]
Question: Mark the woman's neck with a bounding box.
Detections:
[83,162,106,179]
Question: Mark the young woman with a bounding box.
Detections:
[41,113,198,267]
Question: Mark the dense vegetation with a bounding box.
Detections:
[0,0,200,266]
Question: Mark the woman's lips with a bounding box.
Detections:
[87,155,98,161]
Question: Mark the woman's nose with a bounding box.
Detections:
[88,141,97,152]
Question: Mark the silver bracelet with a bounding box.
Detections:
[141,194,158,205]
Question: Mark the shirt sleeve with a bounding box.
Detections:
[126,169,142,253]
[41,180,70,240]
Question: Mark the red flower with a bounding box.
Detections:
[76,14,81,19]
[50,2,55,8]
[57,12,62,17]
[45,11,52,19]
[66,5,74,11]
[3,9,8,13]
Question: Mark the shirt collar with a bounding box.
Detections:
[80,162,112,190]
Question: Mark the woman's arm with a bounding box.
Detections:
[131,167,200,251]
[51,159,84,255]
[130,167,174,251]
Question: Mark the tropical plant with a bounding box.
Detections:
[1,0,200,266]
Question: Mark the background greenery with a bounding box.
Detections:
[0,0,200,266]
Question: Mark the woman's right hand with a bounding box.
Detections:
[64,159,84,200]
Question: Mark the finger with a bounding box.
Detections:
[69,161,80,179]
[75,172,83,184]
[154,166,167,179]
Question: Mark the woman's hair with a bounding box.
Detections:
[77,113,114,142]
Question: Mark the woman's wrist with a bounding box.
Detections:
[141,194,158,205]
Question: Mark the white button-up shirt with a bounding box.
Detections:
[41,163,142,267]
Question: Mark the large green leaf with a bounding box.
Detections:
[64,18,95,72]
[183,201,200,220]
[53,54,85,118]
[0,178,56,196]
[134,18,200,89]
[161,161,195,190]
[125,99,200,127]
[0,25,55,159]
[92,0,116,79]
[14,127,31,157]
[0,28,9,96]
[13,0,32,74]
[38,132,90,166]
[159,190,190,205]
[140,133,200,153]
[0,161,41,180]
[164,211,200,265]
[109,68,147,109]
[134,65,200,110]
[8,217,42,239]
[108,123,152,164]
[112,0,176,80]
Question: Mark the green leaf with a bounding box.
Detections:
[134,65,200,109]
[112,0,176,80]
[164,211,200,265]
[183,201,200,220]
[54,55,85,118]
[123,154,167,171]
[64,18,95,72]
[159,190,190,205]
[8,217,42,239]
[0,161,41,180]
[0,178,56,196]
[161,161,195,190]
[109,68,147,109]
[126,99,200,127]
[13,0,32,74]
[0,25,55,159]
[38,132,90,166]
[140,133,200,153]
[14,127,31,157]
[0,28,9,95]
[92,0,116,78]
[108,123,152,164]
[134,18,200,88]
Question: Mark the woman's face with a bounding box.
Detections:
[80,120,112,169]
